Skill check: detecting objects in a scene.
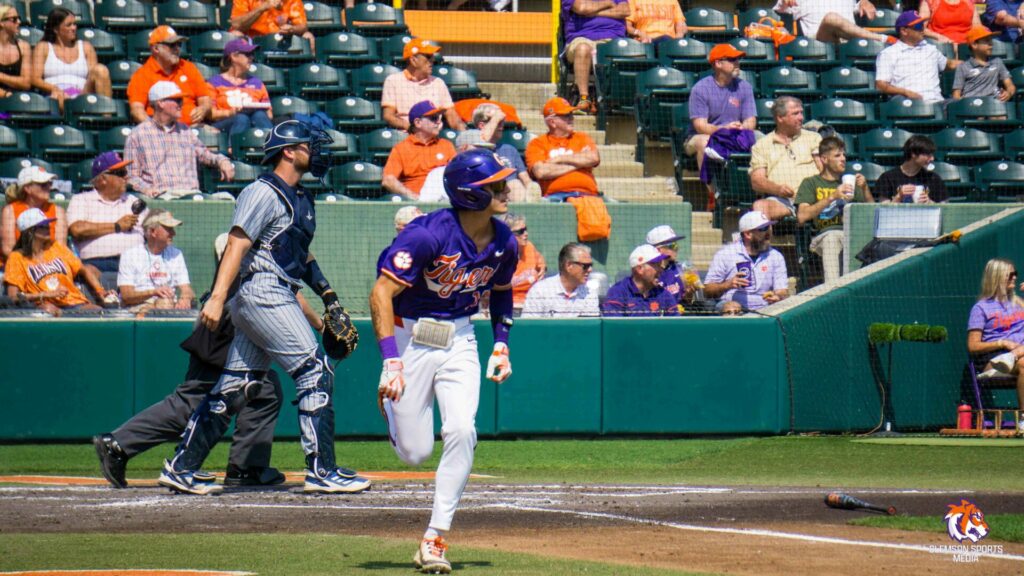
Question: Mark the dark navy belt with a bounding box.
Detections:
[240,274,300,294]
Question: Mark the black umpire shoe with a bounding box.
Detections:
[92,434,128,489]
[224,465,286,487]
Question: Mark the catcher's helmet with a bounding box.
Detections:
[262,118,334,177]
[442,149,515,211]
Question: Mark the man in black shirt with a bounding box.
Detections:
[873,135,947,203]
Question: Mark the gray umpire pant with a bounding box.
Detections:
[110,356,284,470]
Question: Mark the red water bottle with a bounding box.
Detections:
[957,404,973,430]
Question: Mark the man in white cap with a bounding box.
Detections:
[644,224,694,307]
[117,208,194,315]
[602,244,680,317]
[704,211,788,312]
[124,81,235,199]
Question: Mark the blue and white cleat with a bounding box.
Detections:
[158,460,223,495]
[303,467,371,494]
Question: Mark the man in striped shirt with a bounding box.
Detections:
[124,81,235,199]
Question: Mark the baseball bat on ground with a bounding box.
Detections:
[824,492,897,515]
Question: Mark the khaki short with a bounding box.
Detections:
[564,37,609,61]
[683,133,709,156]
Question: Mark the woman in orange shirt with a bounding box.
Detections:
[920,0,981,44]
[1,165,67,265]
[504,213,547,308]
[626,0,687,44]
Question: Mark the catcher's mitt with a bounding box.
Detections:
[322,297,358,361]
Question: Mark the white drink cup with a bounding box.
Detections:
[841,174,856,199]
[913,185,925,203]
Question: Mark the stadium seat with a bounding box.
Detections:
[809,98,878,133]
[316,32,381,69]
[359,127,407,166]
[837,38,887,70]
[107,60,141,99]
[1004,128,1024,161]
[254,34,315,66]
[248,63,287,96]
[30,125,95,163]
[351,63,402,101]
[80,29,125,63]
[434,66,487,101]
[754,98,779,131]
[94,0,155,33]
[304,1,345,34]
[271,96,317,118]
[155,0,218,35]
[779,37,839,71]
[289,63,351,101]
[947,96,1018,133]
[0,125,29,159]
[727,37,777,71]
[837,132,859,160]
[878,98,946,133]
[321,129,361,164]
[64,95,129,130]
[316,191,350,203]
[737,7,782,31]
[933,127,1003,164]
[857,127,912,165]
[927,161,974,202]
[974,160,1024,202]
[126,30,154,62]
[66,159,96,193]
[191,61,215,80]
[329,161,385,199]
[98,125,134,155]
[499,129,531,156]
[594,38,658,126]
[189,31,233,67]
[323,96,384,133]
[854,7,899,33]
[718,161,758,229]
[657,37,709,73]
[0,158,60,180]
[1010,66,1024,100]
[300,171,329,193]
[682,7,739,43]
[378,33,413,67]
[439,128,458,147]
[759,66,822,100]
[203,161,260,197]
[191,125,228,153]
[230,127,273,164]
[634,67,692,162]
[343,3,408,38]
[846,160,887,188]
[30,0,92,29]
[820,66,878,101]
[0,92,61,128]
[17,26,43,46]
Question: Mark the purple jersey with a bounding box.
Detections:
[379,208,519,320]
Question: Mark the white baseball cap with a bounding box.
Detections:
[148,81,183,103]
[629,244,668,268]
[645,224,685,247]
[16,207,56,232]
[17,165,56,187]
[739,211,773,233]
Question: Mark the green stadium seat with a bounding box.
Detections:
[634,67,692,162]
[316,32,381,69]
[0,125,30,158]
[439,128,458,147]
[271,95,317,119]
[17,26,43,46]
[837,132,859,160]
[934,127,1003,164]
[754,98,779,131]
[230,127,272,164]
[594,38,658,127]
[343,4,409,38]
[0,92,62,128]
[191,61,215,80]
[809,98,878,133]
[837,38,887,70]
[30,0,92,29]
[974,160,1024,202]
[30,124,95,163]
[126,30,154,62]
[727,37,777,71]
[1010,66,1024,100]
[323,96,384,133]
[657,37,708,73]
[759,66,822,100]
[947,96,1018,133]
[94,0,155,33]
[820,66,878,101]
[300,171,329,193]
[321,129,361,164]
[351,63,402,101]
[378,33,413,67]
[316,191,350,203]
[289,63,350,101]
[203,160,261,197]
[304,1,345,33]
[254,34,315,66]
[927,161,974,202]
[846,160,887,188]
[64,94,129,130]
[1004,128,1024,161]
[434,65,487,101]
[80,29,125,63]
[857,127,912,165]
[737,7,782,31]
[66,159,96,193]
[98,125,134,155]
[248,63,287,96]
[107,60,141,99]
[683,7,739,43]
[0,158,60,180]
[854,6,899,33]
[779,37,839,71]
[191,124,228,153]
[878,98,946,133]
[719,161,758,228]
[189,31,233,67]
[359,127,407,166]
[156,0,218,35]
[329,161,385,199]
[499,129,531,156]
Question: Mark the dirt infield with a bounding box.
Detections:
[2,478,1023,575]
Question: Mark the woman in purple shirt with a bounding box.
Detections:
[967,257,1024,407]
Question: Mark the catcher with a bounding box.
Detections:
[158,114,367,495]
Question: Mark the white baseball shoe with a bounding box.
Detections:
[303,467,371,494]
[157,460,223,495]
[413,537,451,574]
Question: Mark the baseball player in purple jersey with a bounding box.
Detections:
[370,149,518,574]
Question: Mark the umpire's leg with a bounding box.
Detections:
[228,370,284,470]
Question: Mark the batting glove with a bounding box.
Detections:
[486,342,512,384]
[378,358,405,408]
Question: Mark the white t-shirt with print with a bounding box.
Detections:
[117,244,191,291]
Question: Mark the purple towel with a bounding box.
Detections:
[699,128,756,184]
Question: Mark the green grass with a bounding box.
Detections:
[850,514,1024,544]
[3,436,1024,491]
[0,534,714,576]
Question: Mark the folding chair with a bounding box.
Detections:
[965,358,1020,430]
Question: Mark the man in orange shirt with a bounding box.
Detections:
[229,0,316,52]
[381,38,465,131]
[383,101,457,200]
[525,97,601,200]
[126,26,213,126]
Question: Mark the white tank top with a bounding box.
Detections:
[43,41,87,92]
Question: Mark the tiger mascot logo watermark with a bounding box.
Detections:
[944,499,989,543]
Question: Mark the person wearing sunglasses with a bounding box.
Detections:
[966,258,1024,409]
[1,166,67,266]
[602,244,680,317]
[0,4,31,98]
[127,25,213,126]
[503,213,547,311]
[522,242,600,318]
[382,100,456,200]
[704,211,789,314]
[382,38,465,131]
[644,224,708,312]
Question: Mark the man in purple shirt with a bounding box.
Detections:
[602,244,680,316]
[983,0,1024,43]
[685,43,757,205]
[562,0,629,113]
[703,211,789,312]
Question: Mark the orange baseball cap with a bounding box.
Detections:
[965,26,998,44]
[149,25,187,45]
[708,43,745,63]
[403,38,441,60]
[542,97,577,116]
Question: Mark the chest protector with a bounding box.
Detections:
[259,173,316,280]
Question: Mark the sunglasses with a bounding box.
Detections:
[160,42,183,50]
[106,169,128,178]
[512,227,527,235]
[660,242,678,251]
[2,16,20,22]
[572,261,593,271]
[723,57,740,63]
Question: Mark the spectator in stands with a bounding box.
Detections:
[982,0,1024,43]
[0,4,32,98]
[2,167,67,264]
[626,0,686,44]
[230,0,316,52]
[125,82,235,199]
[419,129,492,203]
[874,135,948,203]
[967,257,1024,408]
[381,38,464,131]
[602,244,680,316]
[394,205,424,233]
[207,38,273,136]
[473,103,532,201]
[704,211,788,312]
[117,209,193,315]
[876,10,960,103]
[953,27,1016,101]
[504,213,547,310]
[454,98,523,130]
[920,0,982,44]
[796,136,875,284]
[750,96,823,221]
[685,44,757,207]
[127,25,213,126]
[30,7,111,111]
[561,0,629,114]
[382,100,457,200]
[720,300,743,316]
[645,224,707,312]
[526,97,601,201]
[522,242,599,317]
[67,152,147,274]
[5,207,110,315]
[773,0,894,43]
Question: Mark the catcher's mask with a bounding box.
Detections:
[262,114,335,179]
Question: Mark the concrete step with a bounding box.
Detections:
[692,211,713,227]
[593,162,644,178]
[691,228,723,245]
[690,244,721,265]
[596,144,637,164]
[480,82,557,112]
[518,111,597,133]
[599,177,678,202]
